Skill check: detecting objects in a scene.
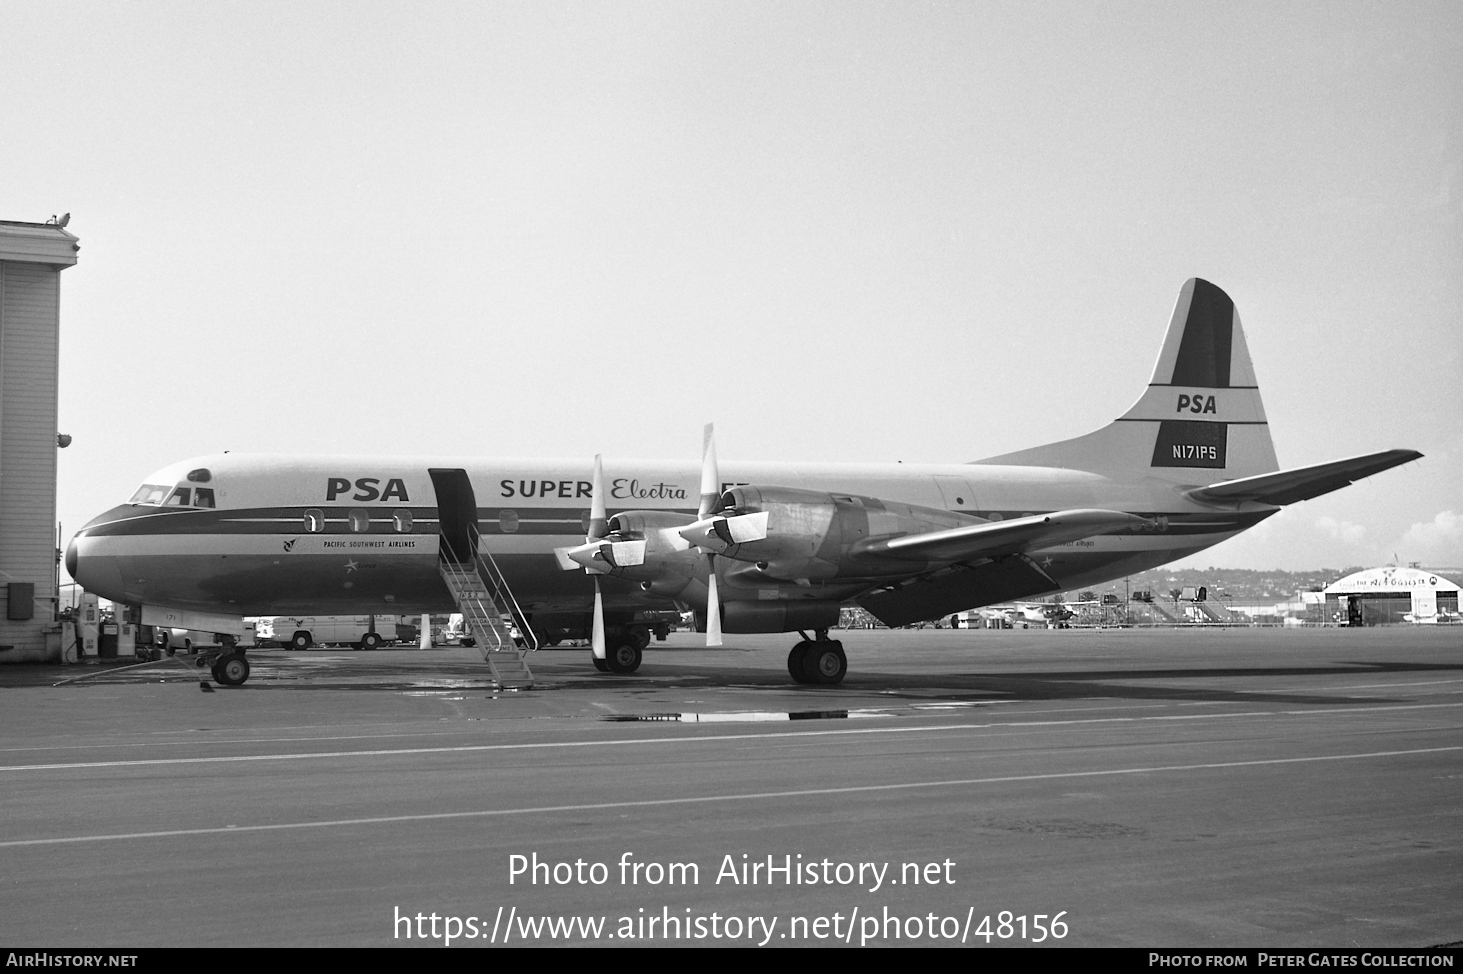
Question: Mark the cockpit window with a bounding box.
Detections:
[132,483,217,509]
[129,484,171,505]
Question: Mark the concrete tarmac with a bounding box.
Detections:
[1,626,1459,948]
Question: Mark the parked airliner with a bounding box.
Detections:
[68,279,1419,686]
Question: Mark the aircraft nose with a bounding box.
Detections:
[66,506,135,602]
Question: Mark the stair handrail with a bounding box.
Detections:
[439,556,505,652]
[470,526,541,652]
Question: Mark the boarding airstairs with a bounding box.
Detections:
[1142,600,1183,624]
[439,530,538,688]
[1193,600,1236,624]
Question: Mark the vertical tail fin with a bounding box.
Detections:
[974,279,1279,481]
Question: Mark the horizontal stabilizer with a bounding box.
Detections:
[1184,449,1422,506]
[858,509,1151,565]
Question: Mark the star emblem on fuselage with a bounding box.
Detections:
[344,559,359,573]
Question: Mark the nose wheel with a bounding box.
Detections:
[209,652,251,686]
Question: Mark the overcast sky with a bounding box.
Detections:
[3,1,1459,573]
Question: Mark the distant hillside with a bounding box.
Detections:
[1067,567,1358,602]
[1064,565,1460,602]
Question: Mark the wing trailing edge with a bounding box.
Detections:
[858,556,1059,628]
[1183,449,1422,506]
[856,508,1152,565]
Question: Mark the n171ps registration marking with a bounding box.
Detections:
[1151,420,1228,469]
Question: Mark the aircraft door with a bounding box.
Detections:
[428,468,480,564]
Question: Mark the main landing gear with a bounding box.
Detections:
[788,631,846,685]
[589,625,649,675]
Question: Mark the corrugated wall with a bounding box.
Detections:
[0,260,61,659]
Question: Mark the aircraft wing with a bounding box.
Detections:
[855,508,1151,565]
[1184,449,1422,506]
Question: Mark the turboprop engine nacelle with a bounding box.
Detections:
[567,510,707,598]
[677,485,977,581]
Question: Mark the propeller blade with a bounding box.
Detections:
[587,454,608,659]
[588,454,608,541]
[725,510,768,543]
[609,539,646,566]
[698,425,724,647]
[698,423,720,519]
[705,558,723,647]
[591,577,606,659]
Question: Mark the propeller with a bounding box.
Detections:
[559,429,732,651]
[698,424,723,647]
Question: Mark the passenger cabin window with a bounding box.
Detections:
[499,510,519,533]
[165,488,192,506]
[392,510,412,533]
[304,509,325,533]
[349,509,370,533]
[193,488,216,508]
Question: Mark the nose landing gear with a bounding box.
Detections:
[204,650,251,686]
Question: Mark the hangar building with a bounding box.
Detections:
[0,219,79,661]
[1323,566,1460,626]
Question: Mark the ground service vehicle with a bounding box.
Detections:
[256,615,411,650]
